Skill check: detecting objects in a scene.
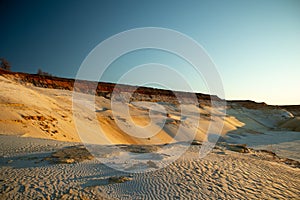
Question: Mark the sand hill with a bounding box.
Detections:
[0,70,299,199]
[0,70,297,144]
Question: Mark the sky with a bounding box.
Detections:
[0,0,299,105]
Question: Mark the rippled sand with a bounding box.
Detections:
[0,135,299,199]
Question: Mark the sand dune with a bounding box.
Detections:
[1,73,300,199]
[279,117,300,132]
[0,75,294,145]
[0,76,80,141]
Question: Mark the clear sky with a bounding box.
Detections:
[1,0,299,105]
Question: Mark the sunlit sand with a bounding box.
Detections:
[0,73,299,199]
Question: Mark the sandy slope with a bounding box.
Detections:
[0,75,294,145]
[0,76,80,141]
[0,135,299,200]
[1,75,300,199]
[279,117,300,132]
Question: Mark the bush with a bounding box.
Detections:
[0,58,11,71]
[37,68,52,76]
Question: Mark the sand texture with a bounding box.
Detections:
[0,135,299,200]
[1,73,300,199]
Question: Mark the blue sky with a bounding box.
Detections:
[1,0,299,105]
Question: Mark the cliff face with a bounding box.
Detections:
[1,69,298,111]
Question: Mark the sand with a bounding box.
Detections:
[224,131,300,161]
[0,75,293,145]
[0,76,81,142]
[1,74,300,199]
[279,117,300,132]
[0,135,299,199]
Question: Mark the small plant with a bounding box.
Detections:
[0,58,11,71]
[37,68,52,76]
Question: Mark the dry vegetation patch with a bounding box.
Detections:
[44,145,94,164]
